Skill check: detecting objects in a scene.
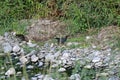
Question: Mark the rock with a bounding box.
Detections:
[27,65,34,69]
[31,77,37,80]
[27,40,37,47]
[94,62,102,67]
[13,45,21,52]
[37,74,44,79]
[2,43,12,53]
[43,75,54,80]
[21,77,26,80]
[0,76,5,79]
[109,76,120,80]
[45,54,55,62]
[58,68,66,72]
[84,65,92,69]
[61,52,70,59]
[69,74,81,80]
[38,61,44,67]
[96,73,109,77]
[51,64,59,68]
[66,42,80,46]
[92,57,101,63]
[31,54,39,62]
[19,56,28,64]
[86,36,91,40]
[5,67,16,76]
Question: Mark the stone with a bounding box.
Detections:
[31,54,39,62]
[19,56,28,64]
[109,76,119,80]
[61,53,70,59]
[43,75,54,80]
[58,68,66,72]
[86,36,91,40]
[45,54,54,62]
[27,65,34,69]
[5,67,16,76]
[2,43,12,53]
[84,65,92,69]
[69,74,81,80]
[38,61,44,67]
[13,45,21,52]
[37,74,44,79]
[27,40,37,47]
[31,77,37,80]
[92,57,101,63]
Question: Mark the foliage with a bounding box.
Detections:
[0,0,120,35]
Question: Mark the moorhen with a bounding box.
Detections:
[55,35,68,44]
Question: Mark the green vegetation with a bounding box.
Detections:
[0,0,120,80]
[0,0,120,35]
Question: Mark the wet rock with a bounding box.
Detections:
[2,43,12,53]
[5,67,16,76]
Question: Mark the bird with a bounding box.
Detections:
[55,35,68,44]
[12,32,28,41]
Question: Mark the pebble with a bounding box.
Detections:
[31,54,39,62]
[5,67,15,76]
[69,74,81,80]
[38,61,44,67]
[43,75,54,80]
[58,68,66,72]
[2,43,12,53]
[31,77,37,80]
[92,57,101,63]
[27,41,37,47]
[19,56,28,64]
[13,45,21,52]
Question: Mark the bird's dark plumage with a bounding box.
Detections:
[55,35,68,44]
[15,34,28,41]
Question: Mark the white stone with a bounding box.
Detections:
[27,40,37,47]
[19,56,28,64]
[84,65,92,69]
[69,74,81,80]
[5,67,15,76]
[86,36,91,40]
[61,53,69,59]
[27,65,34,69]
[58,68,66,72]
[45,54,54,62]
[92,57,101,63]
[38,61,43,67]
[13,45,21,52]
[31,77,37,80]
[2,43,12,53]
[43,75,54,80]
[31,54,39,62]
[37,75,44,79]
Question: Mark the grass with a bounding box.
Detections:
[0,0,120,80]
